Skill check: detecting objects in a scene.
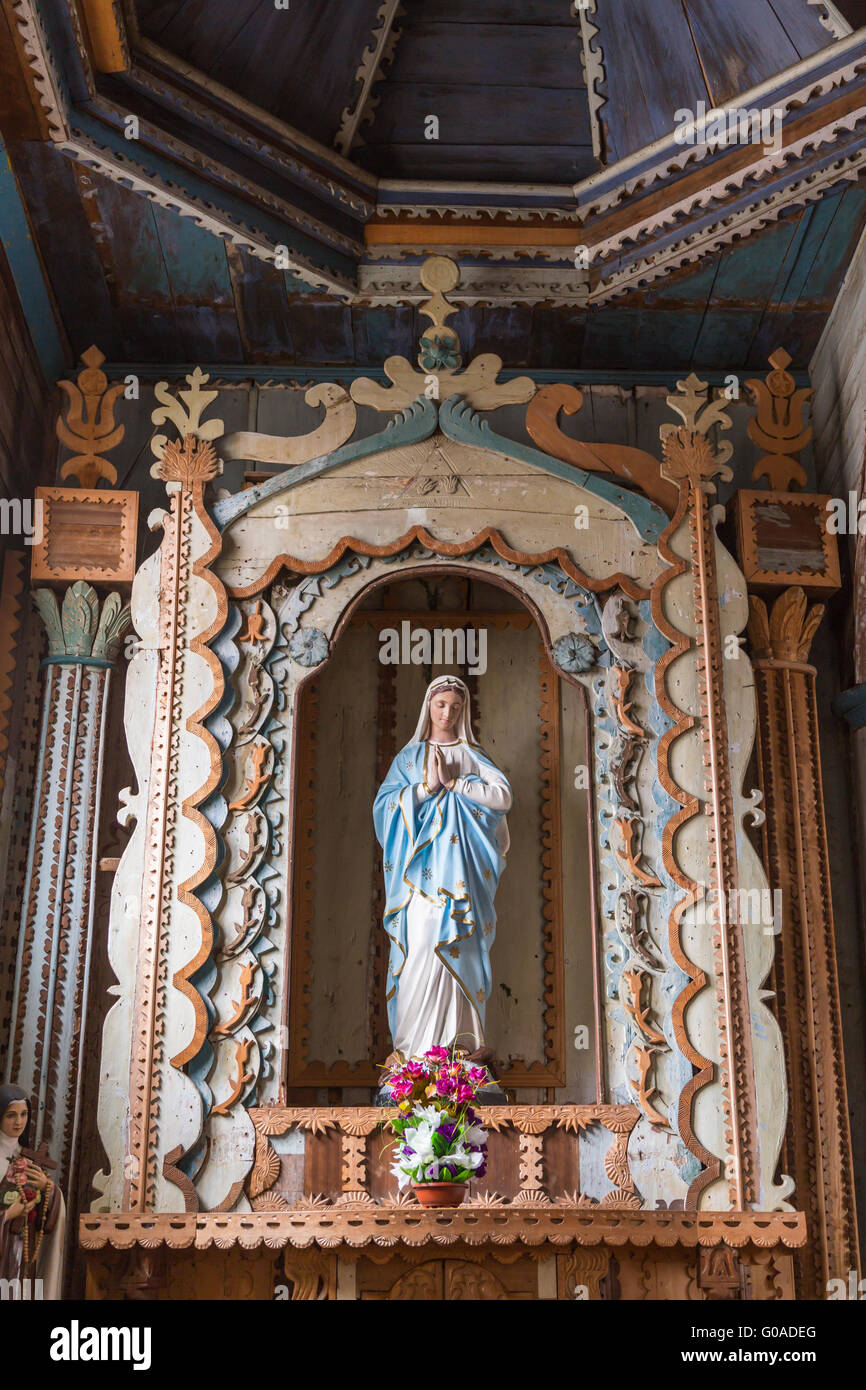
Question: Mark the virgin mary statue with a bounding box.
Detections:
[373,675,512,1060]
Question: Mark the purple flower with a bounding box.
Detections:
[435,1075,456,1096]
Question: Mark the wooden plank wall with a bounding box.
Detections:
[0,237,48,501]
[803,225,866,1263]
[12,136,865,372]
[0,239,48,1079]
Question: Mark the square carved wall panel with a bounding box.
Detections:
[30,487,138,588]
[734,490,841,596]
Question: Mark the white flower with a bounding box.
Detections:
[404,1120,437,1164]
[412,1104,445,1127]
[449,1146,484,1171]
[391,1163,411,1190]
[461,1123,488,1147]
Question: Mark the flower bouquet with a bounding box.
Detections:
[382,1046,489,1207]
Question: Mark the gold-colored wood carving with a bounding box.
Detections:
[526,383,679,516]
[56,345,125,488]
[745,348,812,491]
[747,585,860,1299]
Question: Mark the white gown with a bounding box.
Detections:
[393,740,511,1059]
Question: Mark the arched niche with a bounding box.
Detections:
[220,528,667,1115]
[285,561,599,1098]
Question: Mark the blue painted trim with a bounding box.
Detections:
[0,137,66,384]
[213,390,667,546]
[100,364,813,388]
[832,683,866,728]
[439,396,667,544]
[41,655,115,670]
[212,395,439,528]
[69,110,358,284]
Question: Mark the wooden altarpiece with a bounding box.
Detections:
[77,264,853,1301]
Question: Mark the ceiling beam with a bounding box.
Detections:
[78,0,129,73]
[335,0,403,158]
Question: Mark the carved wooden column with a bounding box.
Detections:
[5,581,131,1185]
[736,348,859,1298]
[747,587,859,1299]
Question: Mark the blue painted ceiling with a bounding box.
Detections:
[3,0,866,376]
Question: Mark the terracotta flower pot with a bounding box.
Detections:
[412,1182,468,1208]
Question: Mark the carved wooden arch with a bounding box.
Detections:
[273,535,639,1099]
[225,524,651,604]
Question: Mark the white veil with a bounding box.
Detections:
[410,674,477,743]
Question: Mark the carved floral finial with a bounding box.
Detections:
[745,347,813,491]
[417,255,462,372]
[660,373,733,494]
[747,586,824,664]
[56,345,125,488]
[150,366,225,469]
[154,434,222,490]
[33,580,131,664]
[350,255,534,413]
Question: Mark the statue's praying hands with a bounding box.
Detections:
[427,743,453,793]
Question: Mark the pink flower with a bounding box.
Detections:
[425,1046,449,1062]
[456,1083,474,1103]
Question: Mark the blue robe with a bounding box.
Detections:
[373,740,510,1045]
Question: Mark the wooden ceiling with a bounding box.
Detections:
[2,0,866,378]
[136,0,596,184]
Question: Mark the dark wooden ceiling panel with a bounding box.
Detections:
[225,245,297,363]
[685,0,811,107]
[765,0,841,55]
[358,143,591,182]
[358,83,592,149]
[358,9,593,183]
[136,0,384,146]
[11,142,121,358]
[594,0,836,165]
[422,0,583,22]
[595,0,709,164]
[384,20,583,87]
